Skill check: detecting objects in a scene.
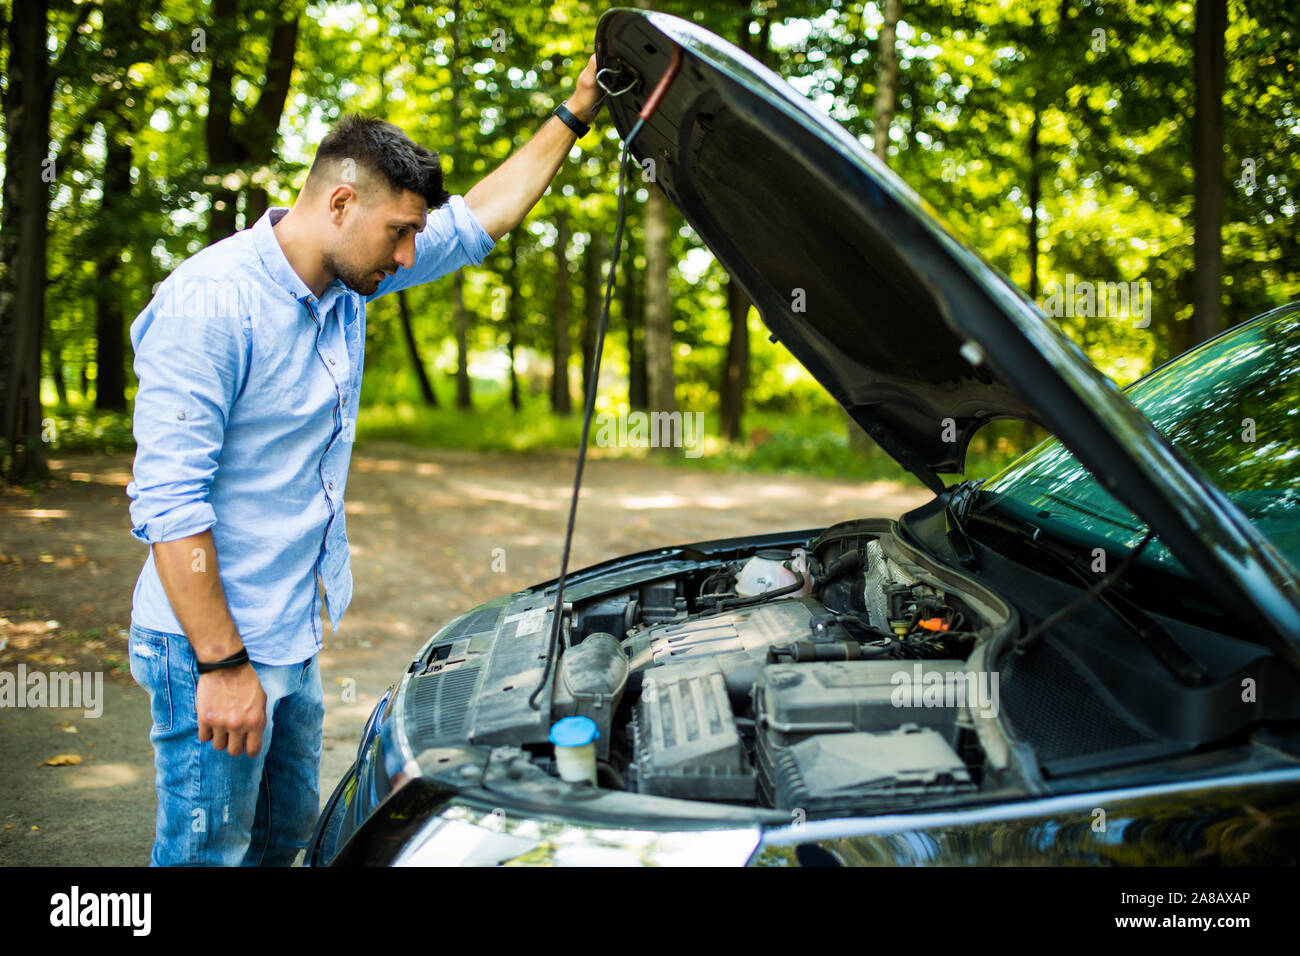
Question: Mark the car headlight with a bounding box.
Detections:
[391,802,762,867]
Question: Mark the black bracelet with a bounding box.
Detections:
[553,103,590,139]
[196,647,250,674]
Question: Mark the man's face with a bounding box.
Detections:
[323,185,428,296]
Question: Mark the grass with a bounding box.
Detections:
[30,391,1042,486]
[355,396,1038,485]
[38,405,136,455]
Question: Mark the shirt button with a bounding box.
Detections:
[176,411,186,420]
[328,482,335,490]
[329,357,336,365]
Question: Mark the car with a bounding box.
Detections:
[307,8,1300,866]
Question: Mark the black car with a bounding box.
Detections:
[308,9,1300,866]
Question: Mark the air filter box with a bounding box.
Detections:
[630,659,755,801]
[753,660,977,750]
[758,724,975,812]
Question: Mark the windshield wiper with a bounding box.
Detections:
[940,480,984,571]
[966,511,1211,686]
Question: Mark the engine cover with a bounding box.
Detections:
[630,659,755,801]
[759,725,974,812]
[623,597,854,704]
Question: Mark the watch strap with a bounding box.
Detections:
[196,647,251,674]
[553,103,590,138]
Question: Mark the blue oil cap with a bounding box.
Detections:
[549,716,599,748]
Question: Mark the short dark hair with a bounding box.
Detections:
[306,114,450,209]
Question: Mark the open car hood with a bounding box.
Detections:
[594,9,1300,657]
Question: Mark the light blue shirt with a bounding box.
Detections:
[126,196,495,665]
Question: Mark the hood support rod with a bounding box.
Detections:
[530,43,684,711]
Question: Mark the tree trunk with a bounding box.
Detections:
[448,0,473,409]
[636,0,675,424]
[506,232,521,411]
[551,209,573,415]
[0,0,52,480]
[1026,102,1042,299]
[581,231,604,403]
[719,277,750,443]
[873,0,902,159]
[642,189,676,418]
[204,1,298,243]
[851,0,903,454]
[204,0,239,244]
[397,290,438,406]
[240,15,297,228]
[49,340,68,405]
[622,221,647,410]
[723,10,760,446]
[1191,0,1226,347]
[94,121,132,412]
[452,270,472,408]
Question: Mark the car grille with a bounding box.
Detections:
[406,663,483,743]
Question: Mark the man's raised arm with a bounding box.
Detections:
[464,55,602,241]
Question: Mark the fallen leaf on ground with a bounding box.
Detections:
[38,753,83,767]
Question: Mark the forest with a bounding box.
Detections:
[1,0,1296,485]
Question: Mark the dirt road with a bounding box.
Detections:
[0,441,929,865]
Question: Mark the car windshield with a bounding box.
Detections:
[974,304,1300,575]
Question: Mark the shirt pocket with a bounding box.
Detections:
[128,627,174,733]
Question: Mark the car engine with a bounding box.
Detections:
[407,521,1013,815]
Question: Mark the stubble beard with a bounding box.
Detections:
[322,247,382,296]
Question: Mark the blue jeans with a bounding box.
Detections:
[128,622,324,866]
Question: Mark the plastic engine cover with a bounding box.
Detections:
[631,659,755,801]
[754,660,974,749]
[760,725,974,812]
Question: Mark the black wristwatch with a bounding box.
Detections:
[553,103,591,138]
[196,647,251,674]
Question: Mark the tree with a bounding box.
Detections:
[90,0,165,412]
[551,207,574,414]
[580,230,604,403]
[1192,0,1227,345]
[872,0,901,158]
[622,214,647,410]
[635,0,677,425]
[505,231,522,411]
[203,0,300,244]
[851,0,904,456]
[447,0,474,409]
[642,184,677,422]
[397,289,439,406]
[718,274,750,442]
[717,3,767,444]
[1,0,57,479]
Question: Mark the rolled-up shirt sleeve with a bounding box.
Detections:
[367,194,496,302]
[126,278,249,545]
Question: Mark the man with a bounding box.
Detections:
[124,56,602,866]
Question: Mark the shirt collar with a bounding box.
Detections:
[251,206,347,311]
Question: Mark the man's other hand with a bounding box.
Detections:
[197,664,268,757]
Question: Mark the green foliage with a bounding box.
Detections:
[17,0,1299,484]
[41,404,137,454]
[355,395,1025,485]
